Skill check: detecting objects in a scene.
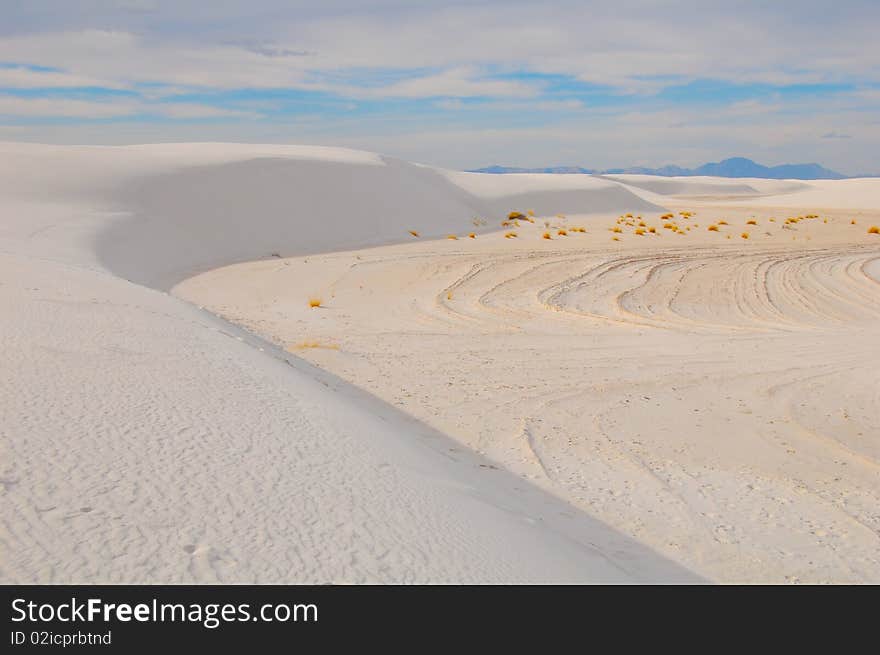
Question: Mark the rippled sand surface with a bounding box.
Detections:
[178,204,880,583]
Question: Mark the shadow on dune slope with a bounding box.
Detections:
[96,156,662,290]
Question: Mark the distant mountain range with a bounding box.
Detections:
[470,157,857,180]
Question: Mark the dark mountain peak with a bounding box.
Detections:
[469,157,849,180]
[694,158,845,179]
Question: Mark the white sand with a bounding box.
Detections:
[178,178,880,583]
[4,142,878,583]
[1,142,702,583]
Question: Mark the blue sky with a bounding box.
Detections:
[0,1,878,173]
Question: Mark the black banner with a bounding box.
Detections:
[1,584,869,650]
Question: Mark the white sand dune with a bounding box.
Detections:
[92,149,661,290]
[178,183,880,582]
[1,142,702,583]
[602,173,811,197]
[4,142,879,583]
[717,178,880,211]
[602,173,880,211]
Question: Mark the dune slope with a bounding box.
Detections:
[97,154,660,289]
[1,142,696,583]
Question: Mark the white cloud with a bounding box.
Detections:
[0,94,258,119]
[355,68,537,99]
[285,3,880,89]
[434,98,584,111]
[1,3,878,96]
[0,66,124,89]
[434,98,464,110]
[0,96,135,118]
[0,31,544,99]
[154,103,259,119]
[0,30,312,89]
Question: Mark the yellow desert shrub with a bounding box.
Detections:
[708,224,719,231]
[634,228,645,235]
[648,226,656,233]
[868,226,880,234]
[468,232,476,239]
[527,209,535,217]
[557,228,568,236]
[542,232,552,239]
[508,211,526,220]
[447,234,458,240]
[504,231,518,238]
[718,220,729,225]
[746,219,757,225]
[741,232,750,239]
[408,230,420,237]
[851,219,857,224]
[291,340,339,351]
[308,297,322,308]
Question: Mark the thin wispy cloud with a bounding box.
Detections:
[0,94,261,119]
[0,64,126,89]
